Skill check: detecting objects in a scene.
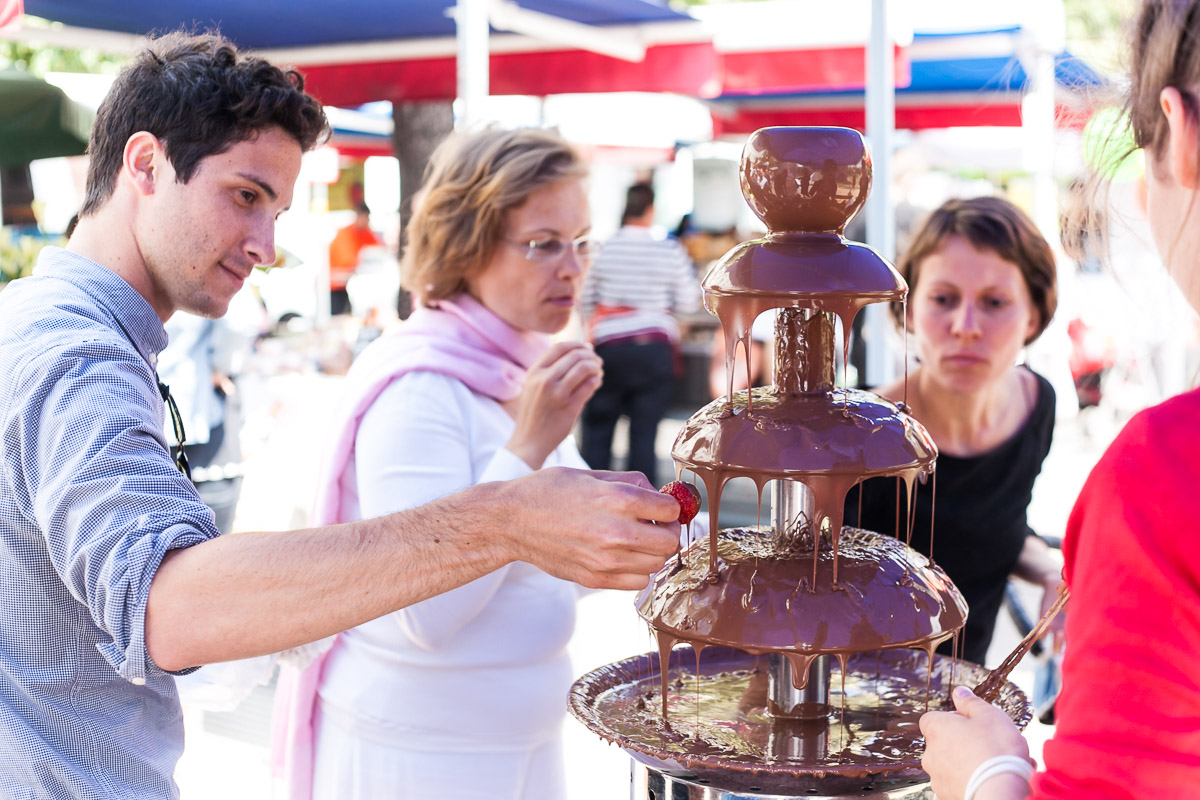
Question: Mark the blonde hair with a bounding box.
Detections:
[401,127,587,304]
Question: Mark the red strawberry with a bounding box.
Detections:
[660,481,701,525]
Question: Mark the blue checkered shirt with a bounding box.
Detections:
[0,248,220,798]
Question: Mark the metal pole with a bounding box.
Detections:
[1019,0,1064,245]
[767,474,829,721]
[863,0,896,388]
[454,0,490,130]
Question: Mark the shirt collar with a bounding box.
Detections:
[34,246,169,370]
[617,225,659,239]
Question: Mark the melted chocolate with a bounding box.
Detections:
[568,127,1029,790]
[638,527,966,668]
[740,127,871,235]
[568,647,1030,785]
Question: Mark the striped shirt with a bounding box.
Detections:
[580,226,701,344]
[0,248,219,799]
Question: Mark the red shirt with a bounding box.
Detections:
[1034,388,1200,798]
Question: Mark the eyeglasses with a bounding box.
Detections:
[503,234,601,263]
[158,380,193,480]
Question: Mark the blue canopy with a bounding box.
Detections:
[710,28,1107,134]
[19,0,712,104]
[22,0,691,50]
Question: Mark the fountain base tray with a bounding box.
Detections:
[632,760,934,799]
[570,646,1030,797]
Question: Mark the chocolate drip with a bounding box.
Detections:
[637,527,966,658]
[569,127,1029,789]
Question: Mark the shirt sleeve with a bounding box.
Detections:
[13,342,219,683]
[353,372,520,650]
[670,242,702,315]
[579,258,599,321]
[1033,400,1200,798]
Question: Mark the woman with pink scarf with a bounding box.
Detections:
[275,128,608,799]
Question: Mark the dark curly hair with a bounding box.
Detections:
[80,31,329,216]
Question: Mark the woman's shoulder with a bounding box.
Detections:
[1069,388,1200,582]
[370,369,489,421]
[1018,366,1056,434]
[1107,387,1200,472]
[1022,366,1056,407]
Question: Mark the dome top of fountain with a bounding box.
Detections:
[741,127,871,234]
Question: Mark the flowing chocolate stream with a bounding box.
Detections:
[568,127,1030,788]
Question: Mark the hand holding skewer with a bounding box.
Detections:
[974,583,1069,704]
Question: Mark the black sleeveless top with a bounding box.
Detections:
[843,369,1055,665]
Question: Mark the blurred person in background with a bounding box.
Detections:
[327,202,379,316]
[580,182,701,484]
[158,294,263,533]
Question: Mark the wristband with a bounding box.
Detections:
[963,754,1034,800]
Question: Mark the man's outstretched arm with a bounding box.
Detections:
[145,467,680,671]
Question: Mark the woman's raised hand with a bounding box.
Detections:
[505,341,603,469]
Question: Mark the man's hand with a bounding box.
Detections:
[919,686,1033,800]
[505,342,603,469]
[498,467,680,590]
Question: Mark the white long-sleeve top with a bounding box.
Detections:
[316,370,588,751]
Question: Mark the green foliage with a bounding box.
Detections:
[0,229,56,285]
[1063,0,1137,79]
[0,18,126,76]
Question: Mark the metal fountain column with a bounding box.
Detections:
[766,307,837,725]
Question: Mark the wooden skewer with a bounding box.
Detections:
[974,583,1069,704]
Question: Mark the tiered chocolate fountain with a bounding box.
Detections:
[569,127,1031,800]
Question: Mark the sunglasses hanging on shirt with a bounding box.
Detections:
[158,380,192,480]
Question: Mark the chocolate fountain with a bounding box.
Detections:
[569,128,1031,800]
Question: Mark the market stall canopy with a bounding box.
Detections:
[282,0,907,106]
[18,0,689,49]
[708,26,1107,136]
[9,0,910,106]
[0,69,92,167]
[13,0,721,103]
[323,104,394,160]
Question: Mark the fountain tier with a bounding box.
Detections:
[676,388,934,481]
[637,526,966,661]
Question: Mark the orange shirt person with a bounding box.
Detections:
[328,203,380,315]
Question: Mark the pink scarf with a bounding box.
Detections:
[269,293,549,799]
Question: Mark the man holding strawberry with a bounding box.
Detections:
[0,32,681,800]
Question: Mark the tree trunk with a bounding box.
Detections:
[392,100,454,319]
[0,165,37,227]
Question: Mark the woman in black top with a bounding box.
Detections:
[844,196,1065,666]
